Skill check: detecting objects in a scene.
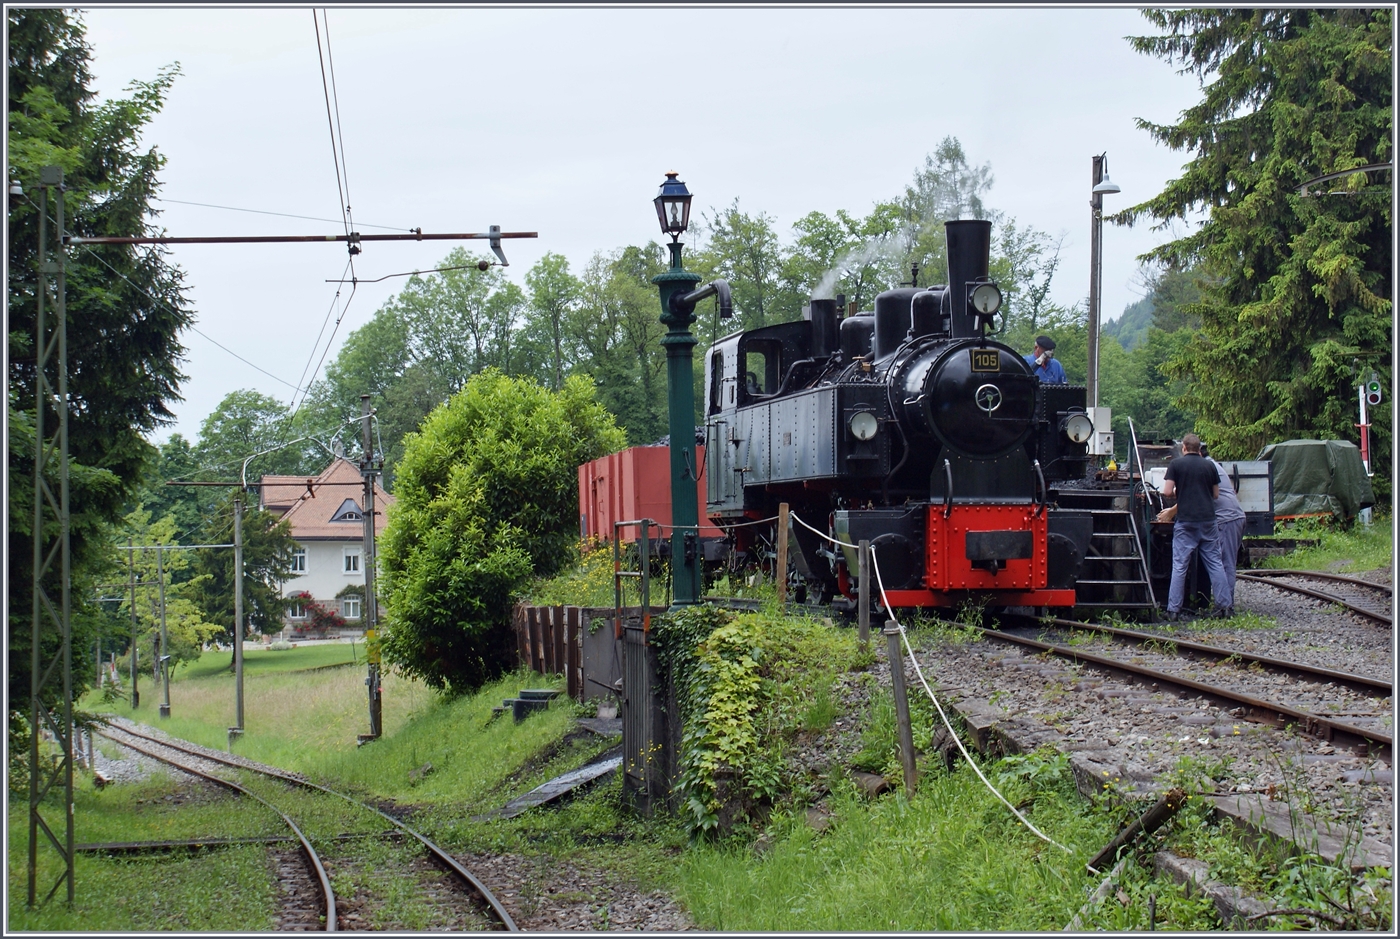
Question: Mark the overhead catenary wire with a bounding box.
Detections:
[153,198,412,233]
[70,239,305,395]
[788,511,1073,854]
[288,256,353,412]
[312,9,352,243]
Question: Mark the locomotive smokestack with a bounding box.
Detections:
[945,219,992,339]
[807,298,839,358]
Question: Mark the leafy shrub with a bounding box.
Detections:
[656,605,861,838]
[379,370,624,694]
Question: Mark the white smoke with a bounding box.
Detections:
[809,223,920,301]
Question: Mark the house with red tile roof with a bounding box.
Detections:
[260,457,393,635]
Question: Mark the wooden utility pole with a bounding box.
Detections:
[358,394,382,742]
[233,496,245,739]
[127,541,138,708]
[157,546,170,718]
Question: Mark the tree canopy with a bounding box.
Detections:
[378,370,624,694]
[7,8,190,711]
[1115,9,1391,489]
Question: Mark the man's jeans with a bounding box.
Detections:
[1216,516,1246,609]
[1168,518,1230,613]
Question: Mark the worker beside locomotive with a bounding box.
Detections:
[701,219,1104,613]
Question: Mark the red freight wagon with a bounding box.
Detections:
[579,445,723,546]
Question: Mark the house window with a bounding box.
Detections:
[289,600,307,620]
[330,498,364,522]
[344,549,361,574]
[342,596,361,619]
[291,548,306,573]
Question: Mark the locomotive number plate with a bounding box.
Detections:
[970,349,1000,372]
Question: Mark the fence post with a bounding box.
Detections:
[885,619,918,795]
[858,539,871,650]
[776,502,790,604]
[514,605,527,669]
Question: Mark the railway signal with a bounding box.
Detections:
[1365,374,1383,407]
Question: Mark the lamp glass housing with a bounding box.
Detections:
[848,411,879,441]
[654,172,692,239]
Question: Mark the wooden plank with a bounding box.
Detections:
[540,610,551,677]
[566,606,581,700]
[514,605,528,668]
[553,605,566,678]
[527,607,542,675]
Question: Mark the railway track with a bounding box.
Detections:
[1237,569,1392,626]
[94,722,517,931]
[989,614,1391,760]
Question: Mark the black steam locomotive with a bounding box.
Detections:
[703,219,1128,612]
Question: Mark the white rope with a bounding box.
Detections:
[868,545,1072,854]
[789,511,859,549]
[652,515,780,532]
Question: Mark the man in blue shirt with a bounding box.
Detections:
[1160,433,1232,621]
[1025,335,1067,383]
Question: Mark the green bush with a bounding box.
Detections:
[379,370,624,694]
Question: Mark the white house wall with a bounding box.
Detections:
[283,540,369,620]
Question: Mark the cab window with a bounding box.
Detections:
[709,351,724,414]
[742,341,782,397]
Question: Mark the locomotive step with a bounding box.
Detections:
[1084,555,1148,563]
[1075,579,1151,587]
[1072,601,1157,609]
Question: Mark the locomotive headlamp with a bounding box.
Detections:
[1064,412,1094,444]
[849,410,879,441]
[654,172,692,242]
[969,281,1003,317]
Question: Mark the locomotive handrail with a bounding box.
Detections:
[1032,459,1047,517]
[942,459,954,518]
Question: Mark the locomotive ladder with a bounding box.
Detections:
[1058,423,1159,615]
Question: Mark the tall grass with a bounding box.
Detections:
[87,646,583,810]
[677,766,1115,931]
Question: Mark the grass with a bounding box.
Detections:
[1258,514,1392,573]
[83,645,584,810]
[676,761,1117,931]
[8,775,280,932]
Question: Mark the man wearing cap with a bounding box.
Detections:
[1159,433,1232,621]
[1025,336,1067,383]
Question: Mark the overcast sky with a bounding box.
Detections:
[75,5,1206,444]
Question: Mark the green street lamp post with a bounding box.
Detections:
[651,172,731,608]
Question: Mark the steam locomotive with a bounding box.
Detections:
[702,219,1121,612]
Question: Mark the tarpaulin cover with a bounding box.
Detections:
[1256,439,1376,519]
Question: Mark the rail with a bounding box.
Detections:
[1236,573,1392,626]
[99,723,518,930]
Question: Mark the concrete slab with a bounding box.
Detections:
[1207,792,1392,871]
[475,752,622,821]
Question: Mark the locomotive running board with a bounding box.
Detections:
[883,589,1077,609]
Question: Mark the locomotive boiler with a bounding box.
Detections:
[702,219,1103,611]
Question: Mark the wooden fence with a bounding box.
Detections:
[512,604,583,699]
